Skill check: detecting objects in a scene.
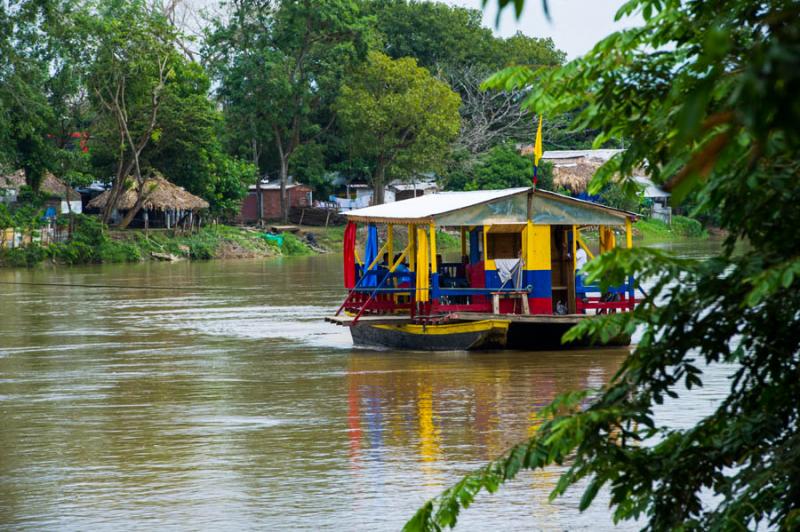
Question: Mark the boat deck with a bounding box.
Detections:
[325,313,589,327]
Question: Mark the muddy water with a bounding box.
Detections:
[0,240,727,530]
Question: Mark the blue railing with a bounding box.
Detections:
[352,269,530,297]
[576,274,636,298]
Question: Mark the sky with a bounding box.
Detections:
[443,0,643,59]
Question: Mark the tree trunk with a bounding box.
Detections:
[118,196,146,229]
[118,184,154,230]
[280,157,289,223]
[101,177,125,224]
[373,164,386,205]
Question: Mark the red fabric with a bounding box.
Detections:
[343,222,357,288]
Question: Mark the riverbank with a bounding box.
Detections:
[634,215,708,240]
[0,216,469,268]
[0,214,705,269]
[0,215,340,268]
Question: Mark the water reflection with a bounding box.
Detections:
[0,252,719,530]
[345,351,625,466]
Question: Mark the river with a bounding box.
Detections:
[0,239,728,530]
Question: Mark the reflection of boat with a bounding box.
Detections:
[326,188,638,351]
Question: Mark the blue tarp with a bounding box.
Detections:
[362,224,378,287]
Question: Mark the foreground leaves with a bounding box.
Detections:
[407,0,800,529]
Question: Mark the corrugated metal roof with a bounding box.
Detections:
[247,183,307,191]
[345,188,528,223]
[541,149,624,161]
[345,187,637,225]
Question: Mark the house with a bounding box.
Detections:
[331,178,439,210]
[527,149,672,222]
[0,170,83,214]
[87,174,209,229]
[239,181,312,222]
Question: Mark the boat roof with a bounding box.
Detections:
[345,187,638,226]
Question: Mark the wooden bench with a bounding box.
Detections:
[491,291,530,315]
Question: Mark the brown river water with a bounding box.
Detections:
[0,239,729,530]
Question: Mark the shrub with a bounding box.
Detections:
[188,239,215,260]
[48,241,96,264]
[281,233,311,256]
[1,245,46,267]
[671,215,706,238]
[98,240,142,263]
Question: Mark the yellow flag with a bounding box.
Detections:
[533,115,543,167]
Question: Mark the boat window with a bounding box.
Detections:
[487,233,521,259]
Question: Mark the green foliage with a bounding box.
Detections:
[97,240,142,263]
[205,0,370,219]
[444,145,553,191]
[434,230,460,249]
[289,143,331,198]
[1,245,47,267]
[369,0,564,70]
[410,0,800,530]
[598,182,641,213]
[337,51,461,201]
[635,216,708,241]
[280,232,312,256]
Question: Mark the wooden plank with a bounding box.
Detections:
[270,225,300,233]
[448,312,588,324]
[325,315,413,326]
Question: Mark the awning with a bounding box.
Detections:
[344,188,637,226]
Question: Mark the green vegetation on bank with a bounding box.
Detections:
[0,215,323,268]
[635,215,708,240]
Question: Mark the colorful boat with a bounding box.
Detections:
[325,187,638,350]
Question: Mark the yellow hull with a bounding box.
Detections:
[350,319,509,350]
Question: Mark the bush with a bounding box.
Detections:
[98,240,142,262]
[48,241,97,264]
[71,214,107,247]
[281,233,311,256]
[1,245,46,267]
[671,215,706,238]
[188,239,215,260]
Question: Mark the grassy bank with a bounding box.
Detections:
[0,215,329,268]
[635,215,708,241]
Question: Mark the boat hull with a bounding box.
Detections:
[350,320,509,351]
[505,321,631,350]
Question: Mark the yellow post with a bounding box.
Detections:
[626,218,633,248]
[483,225,490,262]
[416,227,429,301]
[460,226,466,258]
[408,224,415,271]
[430,223,437,274]
[387,224,394,263]
[572,225,577,271]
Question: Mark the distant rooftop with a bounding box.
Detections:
[541,149,624,162]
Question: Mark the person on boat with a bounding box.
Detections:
[392,253,411,303]
[576,246,588,271]
[393,253,410,273]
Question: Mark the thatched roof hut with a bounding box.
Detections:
[0,169,81,200]
[88,175,209,212]
[551,159,604,193]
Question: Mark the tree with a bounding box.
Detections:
[443,65,531,155]
[0,0,72,190]
[83,0,176,227]
[444,144,553,192]
[370,2,566,157]
[336,52,460,204]
[206,0,369,222]
[368,0,496,69]
[406,0,800,530]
